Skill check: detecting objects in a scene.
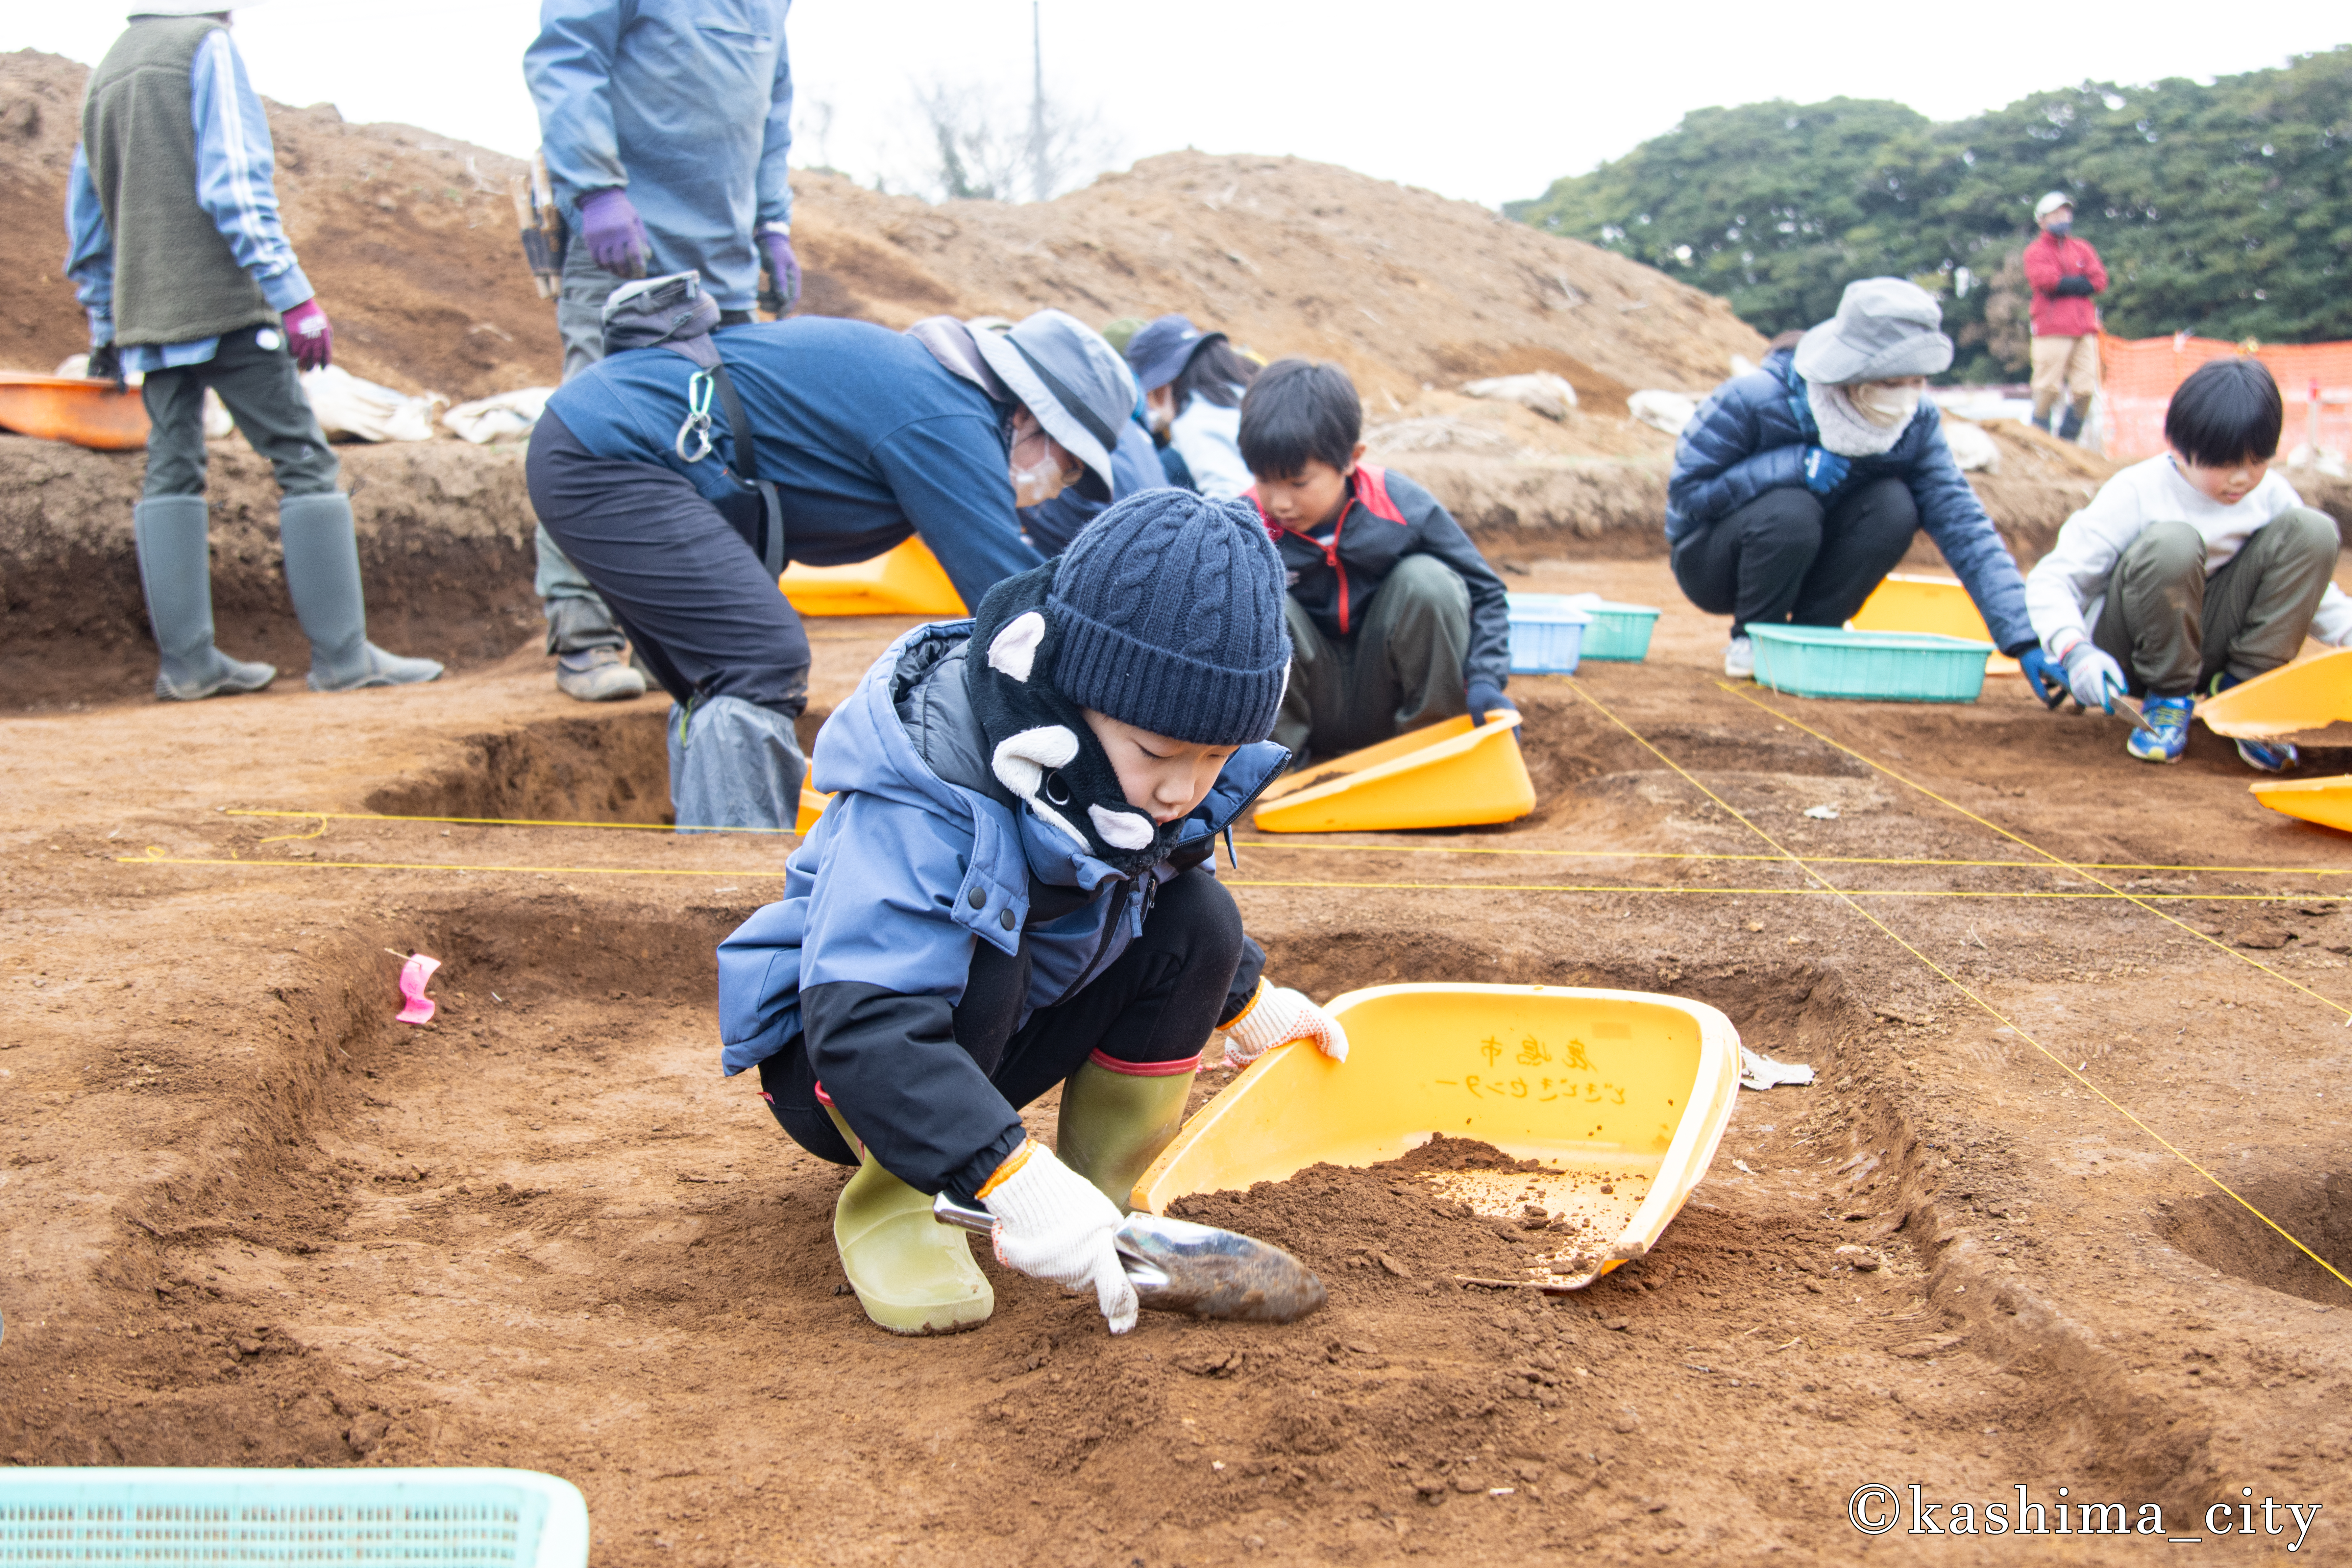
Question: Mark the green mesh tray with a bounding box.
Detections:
[0,1468,588,1566]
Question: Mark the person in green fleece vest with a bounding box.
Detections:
[65,3,441,700]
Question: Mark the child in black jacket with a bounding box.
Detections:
[1240,359,1515,761]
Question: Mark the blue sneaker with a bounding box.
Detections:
[2234,736,2300,773]
[2127,695,2194,763]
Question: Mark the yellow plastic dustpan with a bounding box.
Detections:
[1135,983,1742,1288]
[779,537,968,617]
[2198,648,2352,740]
[1849,574,2019,675]
[1252,712,1535,832]
[795,787,829,836]
[2249,775,2352,834]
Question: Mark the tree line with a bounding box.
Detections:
[1505,47,2352,381]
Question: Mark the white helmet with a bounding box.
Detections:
[2033,191,2073,222]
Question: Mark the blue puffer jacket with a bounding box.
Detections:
[1665,348,2035,652]
[716,620,1284,1196]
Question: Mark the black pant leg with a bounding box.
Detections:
[525,410,812,716]
[1670,486,1824,635]
[1788,477,1921,626]
[989,867,1247,1111]
[755,1039,857,1165]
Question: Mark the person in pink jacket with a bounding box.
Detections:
[2023,191,2109,443]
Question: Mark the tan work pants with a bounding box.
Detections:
[2030,334,2100,423]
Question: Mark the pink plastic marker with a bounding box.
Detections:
[396,953,441,1025]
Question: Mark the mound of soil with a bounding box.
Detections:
[1,49,1755,409]
[0,51,558,402]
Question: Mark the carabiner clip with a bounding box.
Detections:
[675,370,716,464]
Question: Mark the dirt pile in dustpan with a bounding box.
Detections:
[1172,1136,1648,1297]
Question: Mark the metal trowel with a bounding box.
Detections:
[2102,674,2158,735]
[931,1194,1327,1323]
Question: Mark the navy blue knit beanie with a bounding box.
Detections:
[1046,491,1291,745]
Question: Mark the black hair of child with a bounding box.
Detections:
[1172,337,1260,412]
[2165,357,2283,467]
[1238,358,1362,479]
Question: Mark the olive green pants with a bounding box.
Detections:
[2091,510,2342,697]
[1275,554,1471,762]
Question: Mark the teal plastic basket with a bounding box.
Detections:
[1505,595,1658,663]
[1504,598,1587,674]
[1749,626,1992,703]
[0,1468,588,1566]
[1577,603,1661,661]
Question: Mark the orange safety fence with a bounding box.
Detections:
[2101,331,2352,462]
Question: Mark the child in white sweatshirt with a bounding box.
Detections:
[2025,358,2350,769]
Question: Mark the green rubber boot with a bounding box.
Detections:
[824,1106,993,1336]
[1055,1059,1197,1212]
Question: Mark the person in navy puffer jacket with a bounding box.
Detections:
[1667,277,2062,700]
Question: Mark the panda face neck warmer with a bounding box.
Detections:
[964,564,1181,879]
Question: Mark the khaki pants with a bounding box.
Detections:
[2030,334,2100,424]
[1275,554,1471,762]
[2090,510,2342,696]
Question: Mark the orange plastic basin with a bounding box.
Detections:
[0,373,151,450]
[2199,649,2352,740]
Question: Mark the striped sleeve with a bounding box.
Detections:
[188,27,313,312]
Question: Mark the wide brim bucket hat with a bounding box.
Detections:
[1792,277,1954,385]
[972,309,1134,503]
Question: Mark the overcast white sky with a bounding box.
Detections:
[7,1,2348,208]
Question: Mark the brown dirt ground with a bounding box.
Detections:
[8,556,2352,1564]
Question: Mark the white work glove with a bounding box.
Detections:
[1220,980,1349,1067]
[982,1140,1137,1334]
[2054,634,2128,712]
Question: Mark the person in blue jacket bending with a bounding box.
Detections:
[1667,277,2061,697]
[524,0,799,704]
[525,281,1137,831]
[716,492,1348,1336]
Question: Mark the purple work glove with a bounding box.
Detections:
[578,188,648,277]
[759,229,800,313]
[281,298,333,371]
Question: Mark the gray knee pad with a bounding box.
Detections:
[669,695,808,833]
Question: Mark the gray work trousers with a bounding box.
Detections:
[139,324,340,499]
[535,241,628,650]
[2092,510,2342,696]
[1275,553,1471,762]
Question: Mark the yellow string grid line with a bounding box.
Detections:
[1561,676,2351,1295]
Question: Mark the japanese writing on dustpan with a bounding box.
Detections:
[1430,1018,1682,1152]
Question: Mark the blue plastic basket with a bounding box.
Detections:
[1505,597,1587,674]
[1749,626,1993,703]
[0,1468,589,1567]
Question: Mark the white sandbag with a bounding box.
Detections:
[56,352,233,437]
[443,387,554,445]
[299,365,446,443]
[1628,389,1698,437]
[1461,371,1577,422]
[1938,413,2001,474]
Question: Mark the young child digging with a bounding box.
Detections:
[2026,358,2352,769]
[1238,359,1517,762]
[716,492,1349,1337]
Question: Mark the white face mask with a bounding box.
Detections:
[1848,382,1922,429]
[1010,451,1068,509]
